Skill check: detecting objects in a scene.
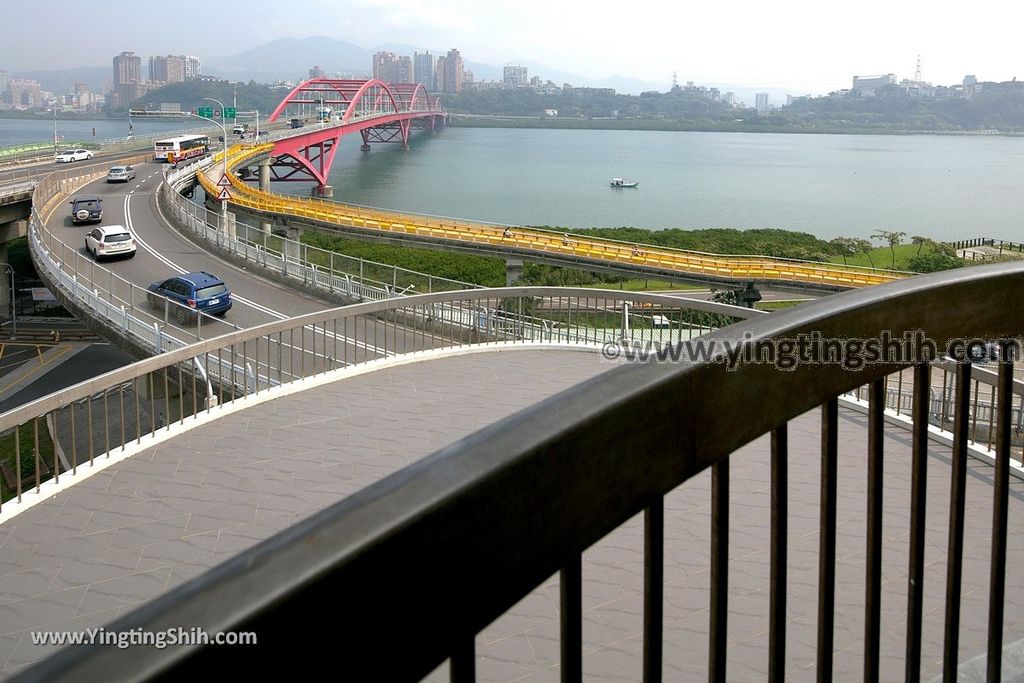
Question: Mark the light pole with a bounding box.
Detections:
[52,105,58,154]
[203,97,229,228]
[2,264,15,340]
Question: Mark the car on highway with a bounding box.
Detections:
[69,195,103,224]
[147,271,232,324]
[84,225,137,260]
[232,124,247,134]
[55,149,93,163]
[106,165,136,183]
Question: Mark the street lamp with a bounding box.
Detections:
[203,97,229,228]
[2,264,16,340]
[52,105,58,155]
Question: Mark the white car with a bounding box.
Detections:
[55,149,93,163]
[85,225,137,260]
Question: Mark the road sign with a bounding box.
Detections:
[216,173,232,187]
[217,188,232,201]
[224,107,236,119]
[197,106,213,118]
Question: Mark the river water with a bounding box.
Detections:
[4,118,1020,241]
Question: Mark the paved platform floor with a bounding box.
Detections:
[0,349,610,678]
[1,347,1022,681]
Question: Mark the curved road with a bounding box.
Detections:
[45,162,334,333]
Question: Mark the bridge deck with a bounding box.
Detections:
[207,144,906,292]
[0,349,1020,679]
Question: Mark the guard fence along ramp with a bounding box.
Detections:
[8,261,1024,681]
[0,287,758,512]
[161,155,480,300]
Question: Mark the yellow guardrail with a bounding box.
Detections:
[198,144,908,289]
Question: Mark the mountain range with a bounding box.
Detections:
[202,36,672,95]
[8,36,792,103]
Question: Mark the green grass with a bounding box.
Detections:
[0,422,56,503]
[828,244,921,270]
[756,300,808,311]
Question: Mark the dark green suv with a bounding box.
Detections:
[69,195,103,224]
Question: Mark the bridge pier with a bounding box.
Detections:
[311,185,334,198]
[737,282,763,308]
[0,241,10,320]
[506,258,524,286]
[283,226,304,275]
[258,160,273,234]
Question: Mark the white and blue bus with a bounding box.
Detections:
[153,134,210,163]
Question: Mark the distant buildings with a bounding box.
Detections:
[413,51,435,90]
[755,92,770,112]
[436,49,465,93]
[372,52,413,83]
[112,51,142,110]
[851,73,896,96]
[148,55,187,84]
[503,65,528,88]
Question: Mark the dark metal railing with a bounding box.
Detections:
[10,261,1024,682]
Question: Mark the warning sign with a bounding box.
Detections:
[216,173,232,187]
[217,187,232,201]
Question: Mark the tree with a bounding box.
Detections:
[852,238,876,268]
[871,229,907,268]
[830,237,860,265]
[911,235,931,255]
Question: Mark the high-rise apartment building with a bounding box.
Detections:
[397,56,413,83]
[0,71,9,94]
[309,65,325,79]
[112,51,142,109]
[414,51,435,90]
[755,92,770,112]
[437,49,464,94]
[149,55,186,84]
[503,65,528,88]
[372,52,412,82]
[184,56,201,79]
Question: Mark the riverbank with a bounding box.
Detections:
[447,115,1018,136]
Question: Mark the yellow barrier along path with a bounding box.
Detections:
[197,145,907,290]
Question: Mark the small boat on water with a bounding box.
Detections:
[610,177,639,188]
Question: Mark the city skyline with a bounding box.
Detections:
[2,0,1022,95]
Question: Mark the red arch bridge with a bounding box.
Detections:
[262,78,445,194]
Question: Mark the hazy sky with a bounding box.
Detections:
[4,0,1022,93]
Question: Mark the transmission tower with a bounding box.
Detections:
[672,71,678,90]
[914,55,922,83]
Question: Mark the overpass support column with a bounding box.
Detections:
[0,241,10,320]
[283,226,304,277]
[506,258,524,286]
[219,209,236,243]
[258,159,272,234]
[737,282,763,308]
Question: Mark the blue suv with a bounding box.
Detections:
[147,271,232,324]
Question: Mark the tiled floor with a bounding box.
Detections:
[1,347,1022,681]
[0,349,611,678]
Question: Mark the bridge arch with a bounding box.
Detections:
[340,79,402,124]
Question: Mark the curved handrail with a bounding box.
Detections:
[0,286,759,433]
[17,260,1024,681]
